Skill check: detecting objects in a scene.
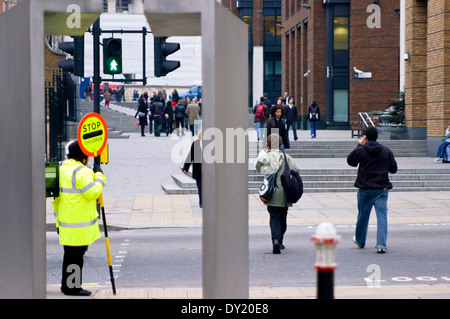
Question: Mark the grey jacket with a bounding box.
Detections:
[255,149,300,207]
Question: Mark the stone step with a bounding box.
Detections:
[163,167,450,194]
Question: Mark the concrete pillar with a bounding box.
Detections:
[404,0,427,134]
[107,0,116,13]
[0,0,102,299]
[252,46,264,104]
[145,0,249,299]
[133,0,144,14]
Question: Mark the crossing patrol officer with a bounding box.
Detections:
[52,140,106,296]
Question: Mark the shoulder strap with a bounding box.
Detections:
[281,148,290,173]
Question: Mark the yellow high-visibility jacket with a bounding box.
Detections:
[52,159,106,246]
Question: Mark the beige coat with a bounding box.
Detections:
[255,149,300,207]
[186,102,200,125]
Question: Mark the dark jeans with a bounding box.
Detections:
[149,116,154,134]
[267,206,288,244]
[175,118,185,135]
[286,121,298,139]
[61,245,88,293]
[154,116,163,136]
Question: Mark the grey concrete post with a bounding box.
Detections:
[145,0,249,299]
[0,0,102,299]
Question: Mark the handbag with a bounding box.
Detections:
[258,156,282,204]
[138,111,146,117]
[281,149,303,203]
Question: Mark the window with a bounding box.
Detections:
[333,17,349,50]
[333,89,349,123]
[242,14,253,36]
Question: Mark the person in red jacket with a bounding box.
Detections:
[347,126,398,254]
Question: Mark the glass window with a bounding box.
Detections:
[243,15,253,36]
[276,16,282,36]
[265,16,275,37]
[333,89,349,123]
[333,17,349,50]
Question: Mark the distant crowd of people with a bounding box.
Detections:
[252,92,321,148]
[134,88,201,138]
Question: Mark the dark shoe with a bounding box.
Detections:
[353,236,364,248]
[294,137,298,141]
[280,243,286,250]
[273,239,281,254]
[61,288,92,296]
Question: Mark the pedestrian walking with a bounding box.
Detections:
[84,82,92,102]
[135,92,149,136]
[263,92,272,120]
[265,104,290,150]
[103,89,111,108]
[172,88,180,103]
[308,100,320,138]
[151,96,165,137]
[255,133,301,254]
[186,96,200,136]
[347,126,398,253]
[182,130,203,208]
[165,99,174,135]
[285,97,298,141]
[253,96,269,141]
[52,140,106,296]
[183,96,191,131]
[175,99,187,136]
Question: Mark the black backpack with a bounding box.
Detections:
[281,149,303,203]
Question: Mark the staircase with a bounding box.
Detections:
[162,139,450,194]
[249,140,428,158]
[68,99,139,139]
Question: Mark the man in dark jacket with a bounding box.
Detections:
[151,96,165,136]
[182,131,203,207]
[347,126,397,253]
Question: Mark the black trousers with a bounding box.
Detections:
[196,178,202,207]
[61,245,88,292]
[267,206,288,244]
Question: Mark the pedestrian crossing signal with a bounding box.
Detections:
[103,38,122,75]
[154,37,180,77]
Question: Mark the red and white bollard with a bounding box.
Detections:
[311,222,340,299]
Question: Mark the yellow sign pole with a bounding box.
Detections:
[99,192,116,295]
[78,113,115,294]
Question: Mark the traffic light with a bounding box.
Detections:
[154,37,180,77]
[58,36,84,76]
[103,38,122,75]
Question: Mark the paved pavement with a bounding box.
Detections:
[46,104,450,299]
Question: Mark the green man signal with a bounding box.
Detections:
[103,38,122,75]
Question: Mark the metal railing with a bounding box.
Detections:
[45,69,77,162]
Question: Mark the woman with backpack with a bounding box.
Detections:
[255,133,301,254]
[308,100,320,139]
[253,96,268,141]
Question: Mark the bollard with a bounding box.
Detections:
[311,222,340,299]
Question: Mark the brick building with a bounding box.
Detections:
[405,0,450,155]
[281,0,401,129]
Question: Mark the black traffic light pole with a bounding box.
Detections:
[93,19,101,117]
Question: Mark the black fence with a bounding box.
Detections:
[45,69,77,162]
